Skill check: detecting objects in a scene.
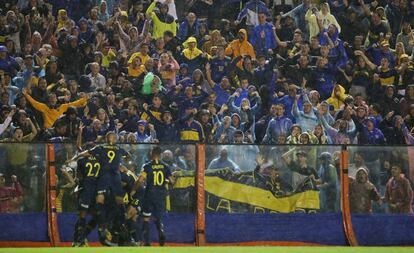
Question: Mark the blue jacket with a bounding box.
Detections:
[210,56,231,83]
[237,0,269,26]
[177,19,201,41]
[262,116,293,144]
[250,23,277,55]
[311,65,336,100]
[273,95,303,121]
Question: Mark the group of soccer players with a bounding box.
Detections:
[67,132,174,246]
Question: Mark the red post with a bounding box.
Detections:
[195,144,206,246]
[46,144,61,247]
[340,146,358,246]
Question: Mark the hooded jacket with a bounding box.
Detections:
[326,84,347,111]
[225,29,256,68]
[385,173,413,214]
[305,4,341,40]
[358,117,386,145]
[262,115,293,144]
[146,1,177,39]
[181,37,208,74]
[349,168,381,213]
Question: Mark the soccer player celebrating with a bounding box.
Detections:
[131,146,175,246]
[70,132,131,246]
[72,146,101,247]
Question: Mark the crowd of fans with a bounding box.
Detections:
[0,0,414,145]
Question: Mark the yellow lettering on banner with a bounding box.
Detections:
[206,194,216,211]
[254,207,265,214]
[216,199,231,213]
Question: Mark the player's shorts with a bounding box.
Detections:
[97,172,123,197]
[141,193,166,220]
[78,182,97,211]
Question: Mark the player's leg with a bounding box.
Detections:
[73,210,87,247]
[74,186,94,247]
[141,198,153,246]
[154,198,167,246]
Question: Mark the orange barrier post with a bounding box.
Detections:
[340,146,358,246]
[46,144,61,247]
[195,144,206,246]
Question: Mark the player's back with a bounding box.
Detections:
[90,144,127,173]
[77,156,101,186]
[142,160,171,196]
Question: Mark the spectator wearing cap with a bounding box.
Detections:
[0,46,19,77]
[262,103,293,144]
[135,120,157,143]
[250,12,277,57]
[22,88,87,129]
[145,1,176,39]
[367,41,396,68]
[282,148,319,192]
[317,152,338,212]
[176,63,192,87]
[384,164,413,214]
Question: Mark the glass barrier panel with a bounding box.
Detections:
[204,144,345,245]
[348,146,414,246]
[0,143,48,242]
[55,143,196,245]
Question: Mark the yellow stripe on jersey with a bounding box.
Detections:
[180,130,200,141]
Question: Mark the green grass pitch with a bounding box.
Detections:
[1,247,414,253]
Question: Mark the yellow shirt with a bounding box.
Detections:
[24,93,87,128]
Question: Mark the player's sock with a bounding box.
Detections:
[84,219,97,238]
[156,220,166,246]
[126,219,137,242]
[74,217,86,244]
[142,220,150,246]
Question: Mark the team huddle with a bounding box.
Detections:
[67,132,174,247]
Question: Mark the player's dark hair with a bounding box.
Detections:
[151,146,162,158]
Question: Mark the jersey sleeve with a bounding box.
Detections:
[140,164,148,178]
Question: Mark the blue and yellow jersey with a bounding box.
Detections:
[90,145,128,173]
[379,68,397,86]
[178,121,204,143]
[141,160,172,195]
[77,156,101,184]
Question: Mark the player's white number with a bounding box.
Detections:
[153,171,164,186]
[107,151,115,163]
[86,162,101,177]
